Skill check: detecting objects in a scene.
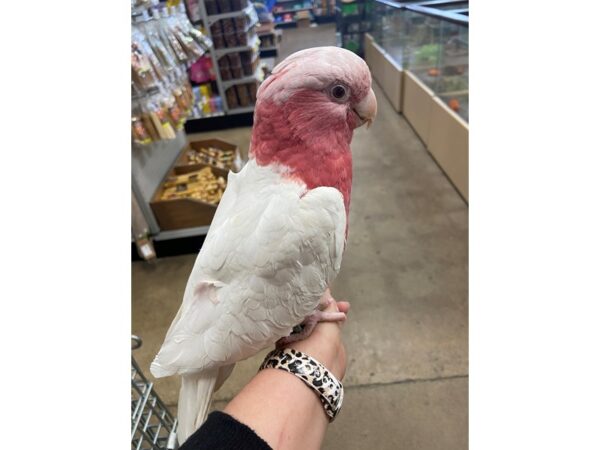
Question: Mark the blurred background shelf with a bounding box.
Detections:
[273,7,312,13]
[185,0,263,131]
[205,2,255,23]
[221,66,263,89]
[214,34,260,56]
[257,24,282,57]
[275,19,298,27]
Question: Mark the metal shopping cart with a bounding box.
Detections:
[131,336,178,450]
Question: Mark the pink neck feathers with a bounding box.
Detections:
[250,90,354,215]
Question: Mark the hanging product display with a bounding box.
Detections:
[131,1,214,144]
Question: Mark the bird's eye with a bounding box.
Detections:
[331,84,348,100]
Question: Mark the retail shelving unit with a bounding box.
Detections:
[132,2,265,257]
[269,0,335,27]
[132,2,216,258]
[257,22,282,57]
[185,0,263,131]
[272,0,313,27]
[132,132,202,237]
[313,0,336,22]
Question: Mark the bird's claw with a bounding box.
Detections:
[276,303,347,347]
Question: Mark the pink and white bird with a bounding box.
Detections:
[150,46,377,443]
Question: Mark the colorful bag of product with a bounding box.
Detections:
[189,56,215,84]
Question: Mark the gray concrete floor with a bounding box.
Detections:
[132,24,468,449]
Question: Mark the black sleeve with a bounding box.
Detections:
[179,411,273,450]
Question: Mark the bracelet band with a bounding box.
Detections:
[259,348,344,421]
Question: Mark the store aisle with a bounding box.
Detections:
[133,24,467,450]
[276,23,337,60]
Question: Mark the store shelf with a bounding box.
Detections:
[337,12,364,22]
[272,7,312,14]
[199,1,264,118]
[239,15,260,32]
[260,48,278,58]
[189,111,226,120]
[275,20,297,27]
[221,66,263,89]
[214,34,260,57]
[206,3,254,23]
[154,225,211,241]
[314,14,336,23]
[228,105,256,114]
[132,131,187,235]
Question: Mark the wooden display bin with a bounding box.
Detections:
[150,191,217,230]
[150,166,228,230]
[174,138,243,175]
[151,139,242,230]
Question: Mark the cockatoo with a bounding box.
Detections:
[150,46,377,443]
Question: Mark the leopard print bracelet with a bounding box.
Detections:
[259,348,344,421]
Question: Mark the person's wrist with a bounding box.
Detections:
[259,347,345,422]
[286,339,344,380]
[282,297,348,380]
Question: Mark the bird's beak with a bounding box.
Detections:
[353,88,377,129]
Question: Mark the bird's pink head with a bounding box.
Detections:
[250,46,377,214]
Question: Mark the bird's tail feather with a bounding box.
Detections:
[177,369,217,444]
[176,364,235,444]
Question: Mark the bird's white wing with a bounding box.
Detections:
[150,160,346,378]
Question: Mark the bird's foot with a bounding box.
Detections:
[317,288,341,310]
[276,302,347,348]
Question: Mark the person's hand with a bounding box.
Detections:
[284,299,350,380]
[223,298,350,450]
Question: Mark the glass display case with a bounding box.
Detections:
[435,17,468,121]
[368,0,468,122]
[402,9,443,91]
[368,0,406,63]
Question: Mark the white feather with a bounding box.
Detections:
[150,158,346,441]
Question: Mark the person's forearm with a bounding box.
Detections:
[223,367,328,450]
[223,303,347,450]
